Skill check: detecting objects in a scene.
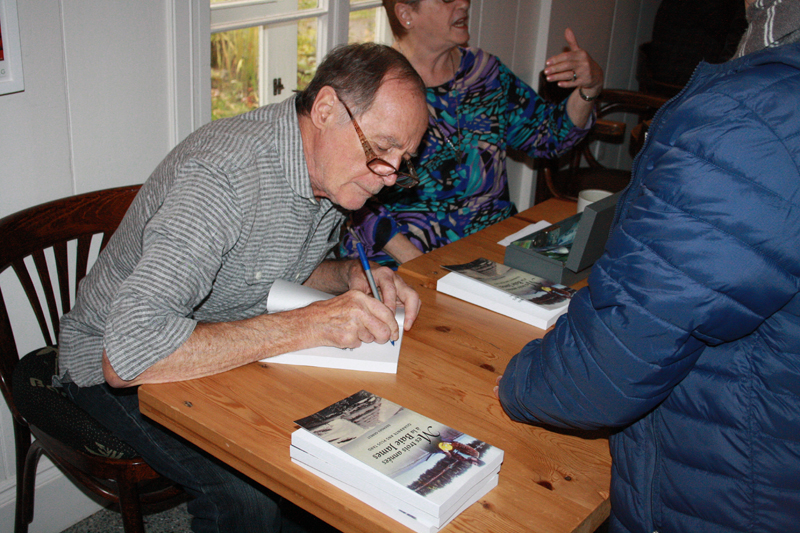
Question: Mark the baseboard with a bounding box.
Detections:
[0,461,103,533]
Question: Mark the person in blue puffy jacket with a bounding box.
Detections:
[497,1,800,531]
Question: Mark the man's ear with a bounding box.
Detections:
[310,86,339,130]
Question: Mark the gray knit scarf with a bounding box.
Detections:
[736,0,800,57]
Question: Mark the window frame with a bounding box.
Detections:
[169,0,390,145]
[209,0,390,114]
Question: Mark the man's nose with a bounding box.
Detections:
[381,172,398,187]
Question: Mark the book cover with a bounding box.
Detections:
[506,214,582,264]
[437,258,574,330]
[263,280,404,373]
[292,390,503,523]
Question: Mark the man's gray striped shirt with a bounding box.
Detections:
[59,96,345,387]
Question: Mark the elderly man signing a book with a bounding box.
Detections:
[55,43,429,533]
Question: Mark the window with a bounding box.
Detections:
[210,0,391,120]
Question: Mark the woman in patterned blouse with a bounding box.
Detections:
[341,0,604,267]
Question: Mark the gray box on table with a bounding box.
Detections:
[504,192,620,285]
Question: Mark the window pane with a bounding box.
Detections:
[211,27,260,120]
[298,0,319,9]
[297,17,318,91]
[349,7,380,44]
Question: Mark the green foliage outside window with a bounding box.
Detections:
[297,0,319,91]
[211,27,259,121]
[211,1,377,121]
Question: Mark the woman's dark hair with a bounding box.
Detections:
[295,42,425,117]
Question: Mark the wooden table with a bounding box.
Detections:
[139,198,611,533]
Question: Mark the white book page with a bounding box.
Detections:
[291,444,500,527]
[292,458,499,533]
[263,280,404,373]
[436,272,568,330]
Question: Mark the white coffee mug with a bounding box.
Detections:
[577,189,613,213]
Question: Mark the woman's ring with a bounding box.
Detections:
[572,71,577,81]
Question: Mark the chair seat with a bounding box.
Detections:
[12,346,141,460]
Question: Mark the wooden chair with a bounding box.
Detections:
[536,80,668,202]
[0,185,185,533]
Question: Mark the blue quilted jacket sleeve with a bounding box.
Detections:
[498,54,800,430]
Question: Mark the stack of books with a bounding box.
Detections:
[291,390,504,533]
[436,258,575,330]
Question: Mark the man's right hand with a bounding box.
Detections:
[300,289,400,348]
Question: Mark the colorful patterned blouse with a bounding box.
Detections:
[341,47,592,267]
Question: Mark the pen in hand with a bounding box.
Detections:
[349,227,395,346]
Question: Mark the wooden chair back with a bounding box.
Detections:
[0,185,184,533]
[535,74,668,202]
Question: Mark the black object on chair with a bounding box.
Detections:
[636,42,686,99]
[0,185,184,533]
[535,74,668,202]
[637,0,746,99]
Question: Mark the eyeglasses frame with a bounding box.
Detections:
[338,96,420,188]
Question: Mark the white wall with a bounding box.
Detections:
[0,1,653,531]
[0,1,178,531]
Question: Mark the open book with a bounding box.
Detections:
[437,258,574,330]
[262,280,404,373]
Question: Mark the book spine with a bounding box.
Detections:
[436,276,551,330]
[291,445,442,526]
[291,429,440,516]
[292,459,438,533]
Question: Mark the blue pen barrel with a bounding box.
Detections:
[354,241,395,345]
[356,242,370,271]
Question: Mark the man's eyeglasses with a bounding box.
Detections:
[339,97,420,188]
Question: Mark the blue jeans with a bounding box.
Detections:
[64,381,289,533]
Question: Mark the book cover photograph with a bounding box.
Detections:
[443,258,575,309]
[293,390,503,512]
[506,213,581,263]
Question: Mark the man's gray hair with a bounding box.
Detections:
[295,42,425,117]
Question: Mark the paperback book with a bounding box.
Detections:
[263,280,404,373]
[291,390,503,530]
[436,257,575,330]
